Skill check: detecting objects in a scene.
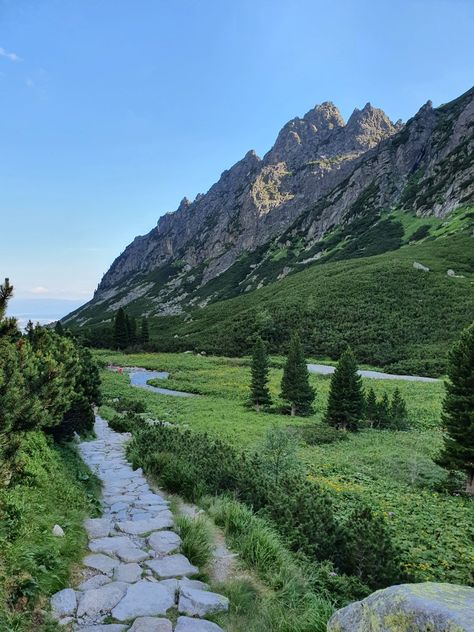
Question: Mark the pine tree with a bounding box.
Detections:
[250,337,272,411]
[325,347,364,431]
[125,313,132,345]
[54,321,64,336]
[141,316,150,345]
[438,323,474,494]
[280,332,315,416]
[390,387,409,430]
[0,278,17,339]
[376,392,391,429]
[129,316,137,346]
[113,308,129,350]
[365,387,378,428]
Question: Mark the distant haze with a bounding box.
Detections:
[7,298,85,328]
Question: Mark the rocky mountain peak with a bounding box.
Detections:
[345,103,398,149]
[303,101,345,130]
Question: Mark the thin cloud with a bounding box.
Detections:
[31,286,49,295]
[0,47,21,62]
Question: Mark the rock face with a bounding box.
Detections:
[327,582,474,632]
[65,86,474,326]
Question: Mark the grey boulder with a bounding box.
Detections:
[128,617,173,632]
[327,582,474,632]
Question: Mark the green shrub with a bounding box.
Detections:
[297,424,348,445]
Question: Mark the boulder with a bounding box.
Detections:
[175,617,225,632]
[128,617,173,632]
[52,524,65,537]
[327,582,474,632]
[413,261,430,272]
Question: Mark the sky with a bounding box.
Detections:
[1,0,473,321]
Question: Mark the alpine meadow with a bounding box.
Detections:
[1,3,474,632]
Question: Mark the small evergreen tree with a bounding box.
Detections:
[376,393,391,429]
[129,316,138,346]
[113,308,129,349]
[125,313,132,344]
[280,333,315,416]
[325,347,364,431]
[54,320,64,336]
[141,316,150,345]
[365,387,378,428]
[438,323,474,494]
[390,387,409,430]
[250,337,272,411]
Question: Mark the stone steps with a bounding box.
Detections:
[50,416,228,631]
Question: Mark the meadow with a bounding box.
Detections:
[96,350,474,587]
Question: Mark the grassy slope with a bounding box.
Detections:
[0,433,100,631]
[96,350,474,586]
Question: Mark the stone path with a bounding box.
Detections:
[50,416,228,631]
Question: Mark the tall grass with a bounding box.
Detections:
[175,514,213,568]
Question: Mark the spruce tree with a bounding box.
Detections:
[280,332,315,416]
[141,316,150,345]
[325,347,363,431]
[438,323,474,494]
[125,313,132,345]
[0,278,17,339]
[377,393,391,429]
[365,387,378,428]
[129,316,137,346]
[113,308,129,350]
[54,320,64,336]
[250,337,272,411]
[390,387,409,430]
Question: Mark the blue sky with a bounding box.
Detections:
[1,0,473,318]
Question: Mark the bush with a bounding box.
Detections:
[297,424,348,445]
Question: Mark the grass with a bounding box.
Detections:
[96,350,474,587]
[175,514,214,568]
[0,432,100,631]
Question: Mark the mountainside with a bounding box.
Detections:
[65,87,474,372]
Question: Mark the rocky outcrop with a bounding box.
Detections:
[65,86,474,325]
[327,582,474,632]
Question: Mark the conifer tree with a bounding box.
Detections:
[125,313,132,345]
[280,332,315,416]
[250,337,272,411]
[141,316,150,345]
[325,347,363,431]
[129,316,137,346]
[364,387,378,428]
[113,308,129,349]
[438,323,474,494]
[0,278,17,339]
[377,392,391,429]
[390,387,409,430]
[54,320,64,336]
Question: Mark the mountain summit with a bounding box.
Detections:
[65,86,474,331]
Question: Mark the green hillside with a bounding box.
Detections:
[147,230,473,376]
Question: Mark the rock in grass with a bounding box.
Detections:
[51,588,77,619]
[128,617,173,632]
[174,617,225,632]
[327,582,474,632]
[52,524,65,537]
[111,580,175,620]
[178,587,229,617]
[146,554,198,579]
[73,625,127,632]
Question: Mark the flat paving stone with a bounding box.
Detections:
[83,553,119,576]
[116,514,174,535]
[51,588,77,619]
[115,546,150,563]
[146,554,198,579]
[88,536,134,554]
[174,617,225,632]
[128,617,173,632]
[77,574,111,591]
[113,562,142,583]
[148,530,182,555]
[84,518,113,539]
[178,586,229,617]
[179,577,210,591]
[111,580,175,620]
[74,625,127,632]
[77,581,128,618]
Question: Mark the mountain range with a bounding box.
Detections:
[64,86,474,374]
